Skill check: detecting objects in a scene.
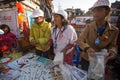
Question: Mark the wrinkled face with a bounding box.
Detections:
[92,7,108,21]
[34,16,44,24]
[54,14,62,25]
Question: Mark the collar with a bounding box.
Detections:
[34,20,47,27]
[93,21,116,31]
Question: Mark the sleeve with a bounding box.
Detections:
[77,25,90,51]
[40,5,45,12]
[29,25,34,42]
[37,23,51,45]
[108,28,119,54]
[10,32,17,41]
[68,26,78,44]
[65,26,78,49]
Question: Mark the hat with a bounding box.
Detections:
[0,29,4,35]
[92,0,110,9]
[31,9,44,18]
[54,10,68,20]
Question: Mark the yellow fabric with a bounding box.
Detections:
[29,21,51,51]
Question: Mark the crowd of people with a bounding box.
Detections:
[29,0,119,69]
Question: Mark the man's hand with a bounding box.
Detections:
[106,52,116,61]
[30,40,37,46]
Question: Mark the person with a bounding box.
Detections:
[29,9,51,58]
[0,29,4,35]
[51,10,78,65]
[0,29,4,58]
[0,24,17,51]
[77,0,119,71]
[116,16,120,54]
[40,0,54,23]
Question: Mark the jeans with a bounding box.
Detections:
[80,58,90,71]
[35,49,50,59]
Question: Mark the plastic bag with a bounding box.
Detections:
[59,64,72,80]
[64,64,87,80]
[53,52,63,65]
[88,49,108,80]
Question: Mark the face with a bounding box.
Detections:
[45,0,52,4]
[92,7,108,21]
[34,16,44,24]
[54,14,62,26]
[3,27,9,34]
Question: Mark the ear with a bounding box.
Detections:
[105,8,111,16]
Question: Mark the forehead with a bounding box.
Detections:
[34,16,43,19]
[92,6,106,11]
[45,0,52,1]
[54,14,61,17]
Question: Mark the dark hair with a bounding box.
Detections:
[0,51,3,58]
[0,24,10,33]
[53,14,69,33]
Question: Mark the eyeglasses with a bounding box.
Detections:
[34,16,43,19]
[34,17,39,19]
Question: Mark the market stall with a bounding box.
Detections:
[70,16,93,37]
[0,52,87,80]
[0,1,34,52]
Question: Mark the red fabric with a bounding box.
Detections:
[64,49,75,65]
[0,45,8,51]
[16,2,25,14]
[67,43,74,49]
[22,18,30,40]
[0,32,16,50]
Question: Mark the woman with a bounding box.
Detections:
[0,24,17,51]
[77,0,119,71]
[51,10,78,65]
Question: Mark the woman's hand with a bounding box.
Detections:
[61,48,67,55]
[42,39,53,52]
[86,47,95,56]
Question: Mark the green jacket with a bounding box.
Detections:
[29,20,51,51]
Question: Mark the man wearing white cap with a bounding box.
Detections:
[77,0,119,71]
[40,0,54,22]
[29,9,51,58]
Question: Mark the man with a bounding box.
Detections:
[29,9,51,58]
[77,0,119,71]
[40,0,54,23]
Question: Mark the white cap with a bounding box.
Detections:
[0,29,4,35]
[92,0,110,9]
[54,10,68,20]
[31,9,44,18]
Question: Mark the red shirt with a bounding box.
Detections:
[0,32,16,50]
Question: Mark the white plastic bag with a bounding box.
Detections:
[53,52,72,80]
[59,64,72,80]
[64,64,87,80]
[88,49,108,80]
[53,52,63,65]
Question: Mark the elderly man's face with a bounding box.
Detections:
[45,0,52,4]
